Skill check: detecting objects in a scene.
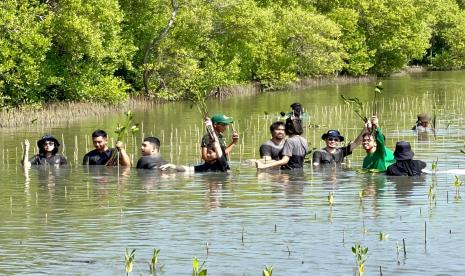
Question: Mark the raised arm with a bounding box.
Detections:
[21,140,31,168]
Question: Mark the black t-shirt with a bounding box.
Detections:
[312,145,352,165]
[29,154,68,166]
[82,148,116,165]
[136,154,167,169]
[386,160,426,176]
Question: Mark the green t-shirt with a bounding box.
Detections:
[362,128,395,172]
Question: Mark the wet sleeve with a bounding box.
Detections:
[312,151,321,163]
[259,144,271,158]
[281,140,292,157]
[29,155,40,165]
[83,153,89,165]
[375,128,387,157]
[136,158,144,169]
[200,135,210,148]
[60,155,68,165]
[419,160,427,170]
[341,144,353,157]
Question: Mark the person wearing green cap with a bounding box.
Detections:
[194,114,239,172]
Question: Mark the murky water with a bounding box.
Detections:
[1,71,465,275]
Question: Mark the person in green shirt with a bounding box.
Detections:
[361,116,395,172]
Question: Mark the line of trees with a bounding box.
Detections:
[1,0,465,108]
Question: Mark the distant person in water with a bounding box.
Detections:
[362,116,395,172]
[387,141,426,176]
[259,121,286,161]
[312,128,365,166]
[256,103,308,170]
[412,113,432,132]
[22,135,68,167]
[83,129,130,166]
[136,137,167,169]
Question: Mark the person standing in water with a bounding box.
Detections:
[387,141,426,176]
[22,135,68,167]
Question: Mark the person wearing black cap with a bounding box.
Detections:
[312,128,365,166]
[21,135,68,167]
[387,141,426,176]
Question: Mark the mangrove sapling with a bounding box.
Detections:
[192,257,207,276]
[352,243,368,276]
[453,175,463,200]
[262,265,273,276]
[106,111,139,166]
[431,158,438,174]
[125,248,136,275]
[327,192,334,206]
[149,248,164,275]
[378,232,389,241]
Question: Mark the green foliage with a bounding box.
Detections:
[124,248,136,275]
[3,0,465,108]
[262,265,273,276]
[192,257,207,276]
[0,0,50,107]
[352,243,368,275]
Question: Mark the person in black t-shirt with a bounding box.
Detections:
[22,135,68,167]
[387,141,426,176]
[136,137,167,169]
[83,129,131,166]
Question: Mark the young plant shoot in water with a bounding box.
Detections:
[124,248,136,275]
[192,257,207,276]
[352,243,368,276]
[341,82,383,124]
[149,248,164,275]
[263,265,273,276]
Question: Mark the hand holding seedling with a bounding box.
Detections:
[115,141,125,151]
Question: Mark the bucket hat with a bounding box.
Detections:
[321,130,345,142]
[394,141,414,161]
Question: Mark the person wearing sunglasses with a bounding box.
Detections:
[312,129,364,166]
[22,135,68,167]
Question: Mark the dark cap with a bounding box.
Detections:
[321,130,345,142]
[394,141,414,161]
[37,135,60,148]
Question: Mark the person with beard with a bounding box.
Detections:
[259,121,286,161]
[22,135,68,167]
[387,141,426,176]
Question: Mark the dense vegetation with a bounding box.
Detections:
[1,0,465,107]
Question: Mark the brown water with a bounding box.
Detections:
[1,71,465,275]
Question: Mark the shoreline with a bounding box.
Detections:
[0,72,404,129]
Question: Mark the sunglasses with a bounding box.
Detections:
[43,141,55,146]
[327,138,340,142]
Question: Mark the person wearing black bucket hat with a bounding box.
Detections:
[386,141,426,176]
[21,135,68,167]
[312,128,365,166]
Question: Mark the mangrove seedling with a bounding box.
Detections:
[340,95,368,123]
[192,257,207,276]
[106,110,140,166]
[124,248,136,275]
[327,192,334,206]
[149,248,164,275]
[263,265,273,276]
[352,243,368,276]
[453,175,463,199]
[379,232,389,241]
[431,158,438,173]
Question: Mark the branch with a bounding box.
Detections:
[143,0,179,95]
